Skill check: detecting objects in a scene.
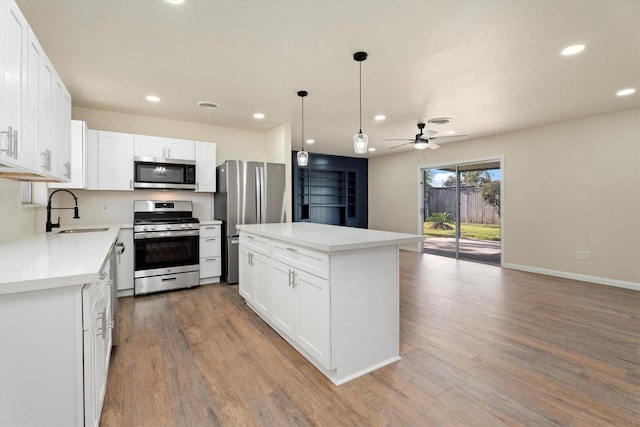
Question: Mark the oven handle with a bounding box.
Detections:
[134,230,200,239]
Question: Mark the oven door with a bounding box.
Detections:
[134,230,199,276]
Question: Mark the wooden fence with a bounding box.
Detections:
[425,186,499,225]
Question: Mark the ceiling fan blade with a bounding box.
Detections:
[427,141,440,150]
[383,138,414,141]
[417,130,438,140]
[388,141,414,149]
[430,134,468,143]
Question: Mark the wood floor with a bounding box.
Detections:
[100,253,640,426]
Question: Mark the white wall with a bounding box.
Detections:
[369,108,640,287]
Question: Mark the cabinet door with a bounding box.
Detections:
[270,259,296,338]
[296,269,331,369]
[98,131,134,190]
[238,245,254,302]
[195,141,216,192]
[23,27,41,171]
[58,83,72,180]
[134,134,165,158]
[49,119,84,189]
[0,0,27,168]
[166,138,194,160]
[116,228,134,292]
[50,73,63,178]
[37,46,53,173]
[200,234,221,257]
[252,252,270,316]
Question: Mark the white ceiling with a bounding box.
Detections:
[17,0,640,158]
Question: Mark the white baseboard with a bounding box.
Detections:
[503,262,640,291]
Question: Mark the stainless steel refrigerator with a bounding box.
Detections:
[214,160,286,283]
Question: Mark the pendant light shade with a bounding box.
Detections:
[353,51,368,154]
[297,90,309,167]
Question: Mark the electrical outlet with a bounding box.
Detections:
[575,250,591,261]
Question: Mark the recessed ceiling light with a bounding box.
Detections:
[368,147,376,152]
[616,88,636,97]
[253,113,265,119]
[428,117,452,125]
[446,130,456,135]
[145,95,160,102]
[165,0,185,4]
[374,115,386,121]
[561,44,585,56]
[306,139,315,144]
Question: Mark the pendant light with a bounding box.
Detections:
[296,90,309,167]
[353,51,368,154]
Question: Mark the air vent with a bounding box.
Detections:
[427,117,452,125]
[196,101,220,110]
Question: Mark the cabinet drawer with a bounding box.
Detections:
[200,224,221,237]
[200,236,221,257]
[239,232,270,256]
[200,256,221,278]
[271,241,330,280]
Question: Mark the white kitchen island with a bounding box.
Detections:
[236,222,423,385]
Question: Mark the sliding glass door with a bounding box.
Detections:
[423,161,501,264]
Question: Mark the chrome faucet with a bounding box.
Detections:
[46,189,80,232]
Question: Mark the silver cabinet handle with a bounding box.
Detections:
[129,179,133,189]
[247,235,255,240]
[286,247,298,252]
[204,226,218,230]
[0,126,12,157]
[205,258,217,262]
[13,129,18,159]
[40,151,47,170]
[205,238,217,242]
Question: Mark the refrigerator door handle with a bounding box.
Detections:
[255,166,261,223]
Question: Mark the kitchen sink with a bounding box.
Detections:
[57,227,110,234]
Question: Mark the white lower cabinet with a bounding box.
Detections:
[0,250,114,426]
[240,234,331,371]
[199,223,221,284]
[83,268,112,427]
[115,228,134,296]
[238,227,403,386]
[270,259,330,368]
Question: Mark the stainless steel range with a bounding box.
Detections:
[133,200,200,295]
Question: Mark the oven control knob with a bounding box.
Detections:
[142,225,148,231]
[150,225,156,231]
[166,225,171,230]
[188,224,193,228]
[181,224,186,229]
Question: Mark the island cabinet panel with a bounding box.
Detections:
[270,259,296,337]
[237,223,422,385]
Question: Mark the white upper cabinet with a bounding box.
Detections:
[50,120,86,189]
[0,0,71,181]
[134,134,194,161]
[98,131,134,191]
[0,0,28,170]
[195,141,216,192]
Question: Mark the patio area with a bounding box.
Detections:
[423,237,501,265]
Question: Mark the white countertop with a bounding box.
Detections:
[236,222,423,252]
[0,225,120,295]
[200,219,222,225]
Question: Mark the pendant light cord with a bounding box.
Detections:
[301,95,305,151]
[359,61,362,134]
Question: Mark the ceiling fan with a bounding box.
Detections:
[386,122,468,150]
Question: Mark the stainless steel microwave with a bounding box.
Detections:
[133,157,196,190]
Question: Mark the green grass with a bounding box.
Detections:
[424,223,501,241]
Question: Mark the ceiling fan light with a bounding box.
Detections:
[297,150,309,166]
[414,141,428,150]
[353,132,368,154]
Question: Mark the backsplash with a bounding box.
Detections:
[0,179,215,243]
[43,189,214,230]
[0,179,39,244]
